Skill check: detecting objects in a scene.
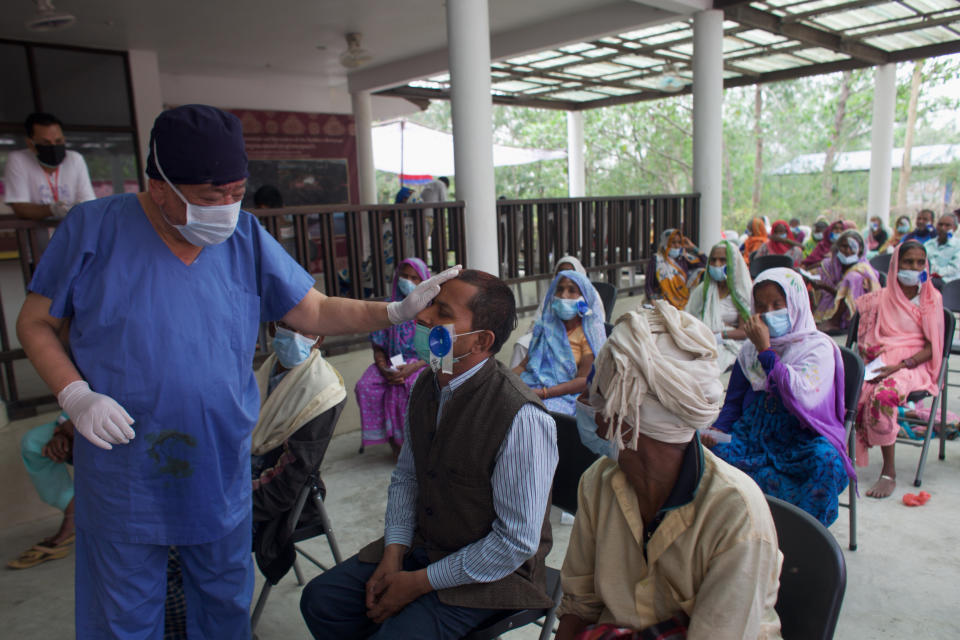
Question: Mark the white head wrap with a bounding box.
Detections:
[590,301,724,449]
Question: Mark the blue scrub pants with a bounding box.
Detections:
[75,511,253,639]
[300,548,500,640]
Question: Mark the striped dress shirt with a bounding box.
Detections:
[383,358,558,590]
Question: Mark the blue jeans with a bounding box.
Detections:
[300,547,501,639]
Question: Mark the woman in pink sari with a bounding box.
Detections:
[854,240,943,498]
[355,258,430,458]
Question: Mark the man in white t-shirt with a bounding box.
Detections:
[3,112,96,221]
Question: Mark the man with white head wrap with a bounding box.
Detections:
[556,301,782,640]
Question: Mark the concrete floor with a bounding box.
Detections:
[3,292,960,638]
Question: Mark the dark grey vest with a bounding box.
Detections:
[359,358,554,610]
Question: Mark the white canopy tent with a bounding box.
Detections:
[372,119,566,176]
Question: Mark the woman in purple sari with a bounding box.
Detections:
[355,258,430,457]
[705,268,855,526]
[811,229,881,332]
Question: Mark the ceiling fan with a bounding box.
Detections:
[25,0,76,32]
[339,32,372,69]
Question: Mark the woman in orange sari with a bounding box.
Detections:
[854,240,943,498]
[644,228,705,310]
[741,217,767,265]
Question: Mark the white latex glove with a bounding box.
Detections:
[49,200,72,219]
[57,380,135,450]
[387,265,462,324]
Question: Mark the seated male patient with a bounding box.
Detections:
[300,269,558,639]
[557,302,782,640]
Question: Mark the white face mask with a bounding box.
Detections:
[153,141,242,247]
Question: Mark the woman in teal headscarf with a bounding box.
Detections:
[686,240,752,371]
[514,270,607,415]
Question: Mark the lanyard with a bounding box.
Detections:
[45,168,60,202]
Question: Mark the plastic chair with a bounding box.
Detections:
[463,411,599,640]
[591,281,617,323]
[869,253,891,276]
[749,254,794,280]
[837,346,864,551]
[846,308,955,486]
[250,472,344,633]
[766,495,847,640]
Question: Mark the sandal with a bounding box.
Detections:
[6,542,71,569]
[32,533,75,554]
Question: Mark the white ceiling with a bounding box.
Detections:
[0,0,656,82]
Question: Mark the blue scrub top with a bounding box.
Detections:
[29,193,315,545]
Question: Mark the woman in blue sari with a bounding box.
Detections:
[514,270,607,414]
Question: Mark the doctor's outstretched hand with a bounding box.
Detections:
[57,380,136,450]
[386,265,462,324]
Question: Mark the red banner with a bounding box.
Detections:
[230,109,358,205]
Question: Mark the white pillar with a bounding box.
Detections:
[351,90,378,204]
[446,0,499,275]
[692,10,724,249]
[867,64,896,227]
[127,50,164,184]
[567,111,585,197]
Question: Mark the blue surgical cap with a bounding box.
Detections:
[145,104,248,185]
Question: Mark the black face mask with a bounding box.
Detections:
[35,143,66,168]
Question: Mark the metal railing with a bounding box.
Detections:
[0,193,697,414]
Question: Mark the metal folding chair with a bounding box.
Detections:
[837,346,864,551]
[250,472,343,633]
[846,308,955,487]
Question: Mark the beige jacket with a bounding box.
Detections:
[557,449,783,640]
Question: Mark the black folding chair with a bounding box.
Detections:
[837,346,864,551]
[604,322,614,337]
[591,281,617,323]
[846,308,955,486]
[250,472,344,633]
[869,253,891,276]
[463,412,599,640]
[767,495,847,640]
[749,254,794,280]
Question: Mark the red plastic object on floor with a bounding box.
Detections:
[902,491,931,506]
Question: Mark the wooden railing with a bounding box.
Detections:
[0,193,698,413]
[496,193,700,312]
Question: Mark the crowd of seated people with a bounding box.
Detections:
[644,228,706,309]
[686,239,752,372]
[16,204,960,638]
[514,269,607,414]
[355,258,431,459]
[809,229,881,333]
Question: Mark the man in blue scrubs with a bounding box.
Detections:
[16,104,457,639]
